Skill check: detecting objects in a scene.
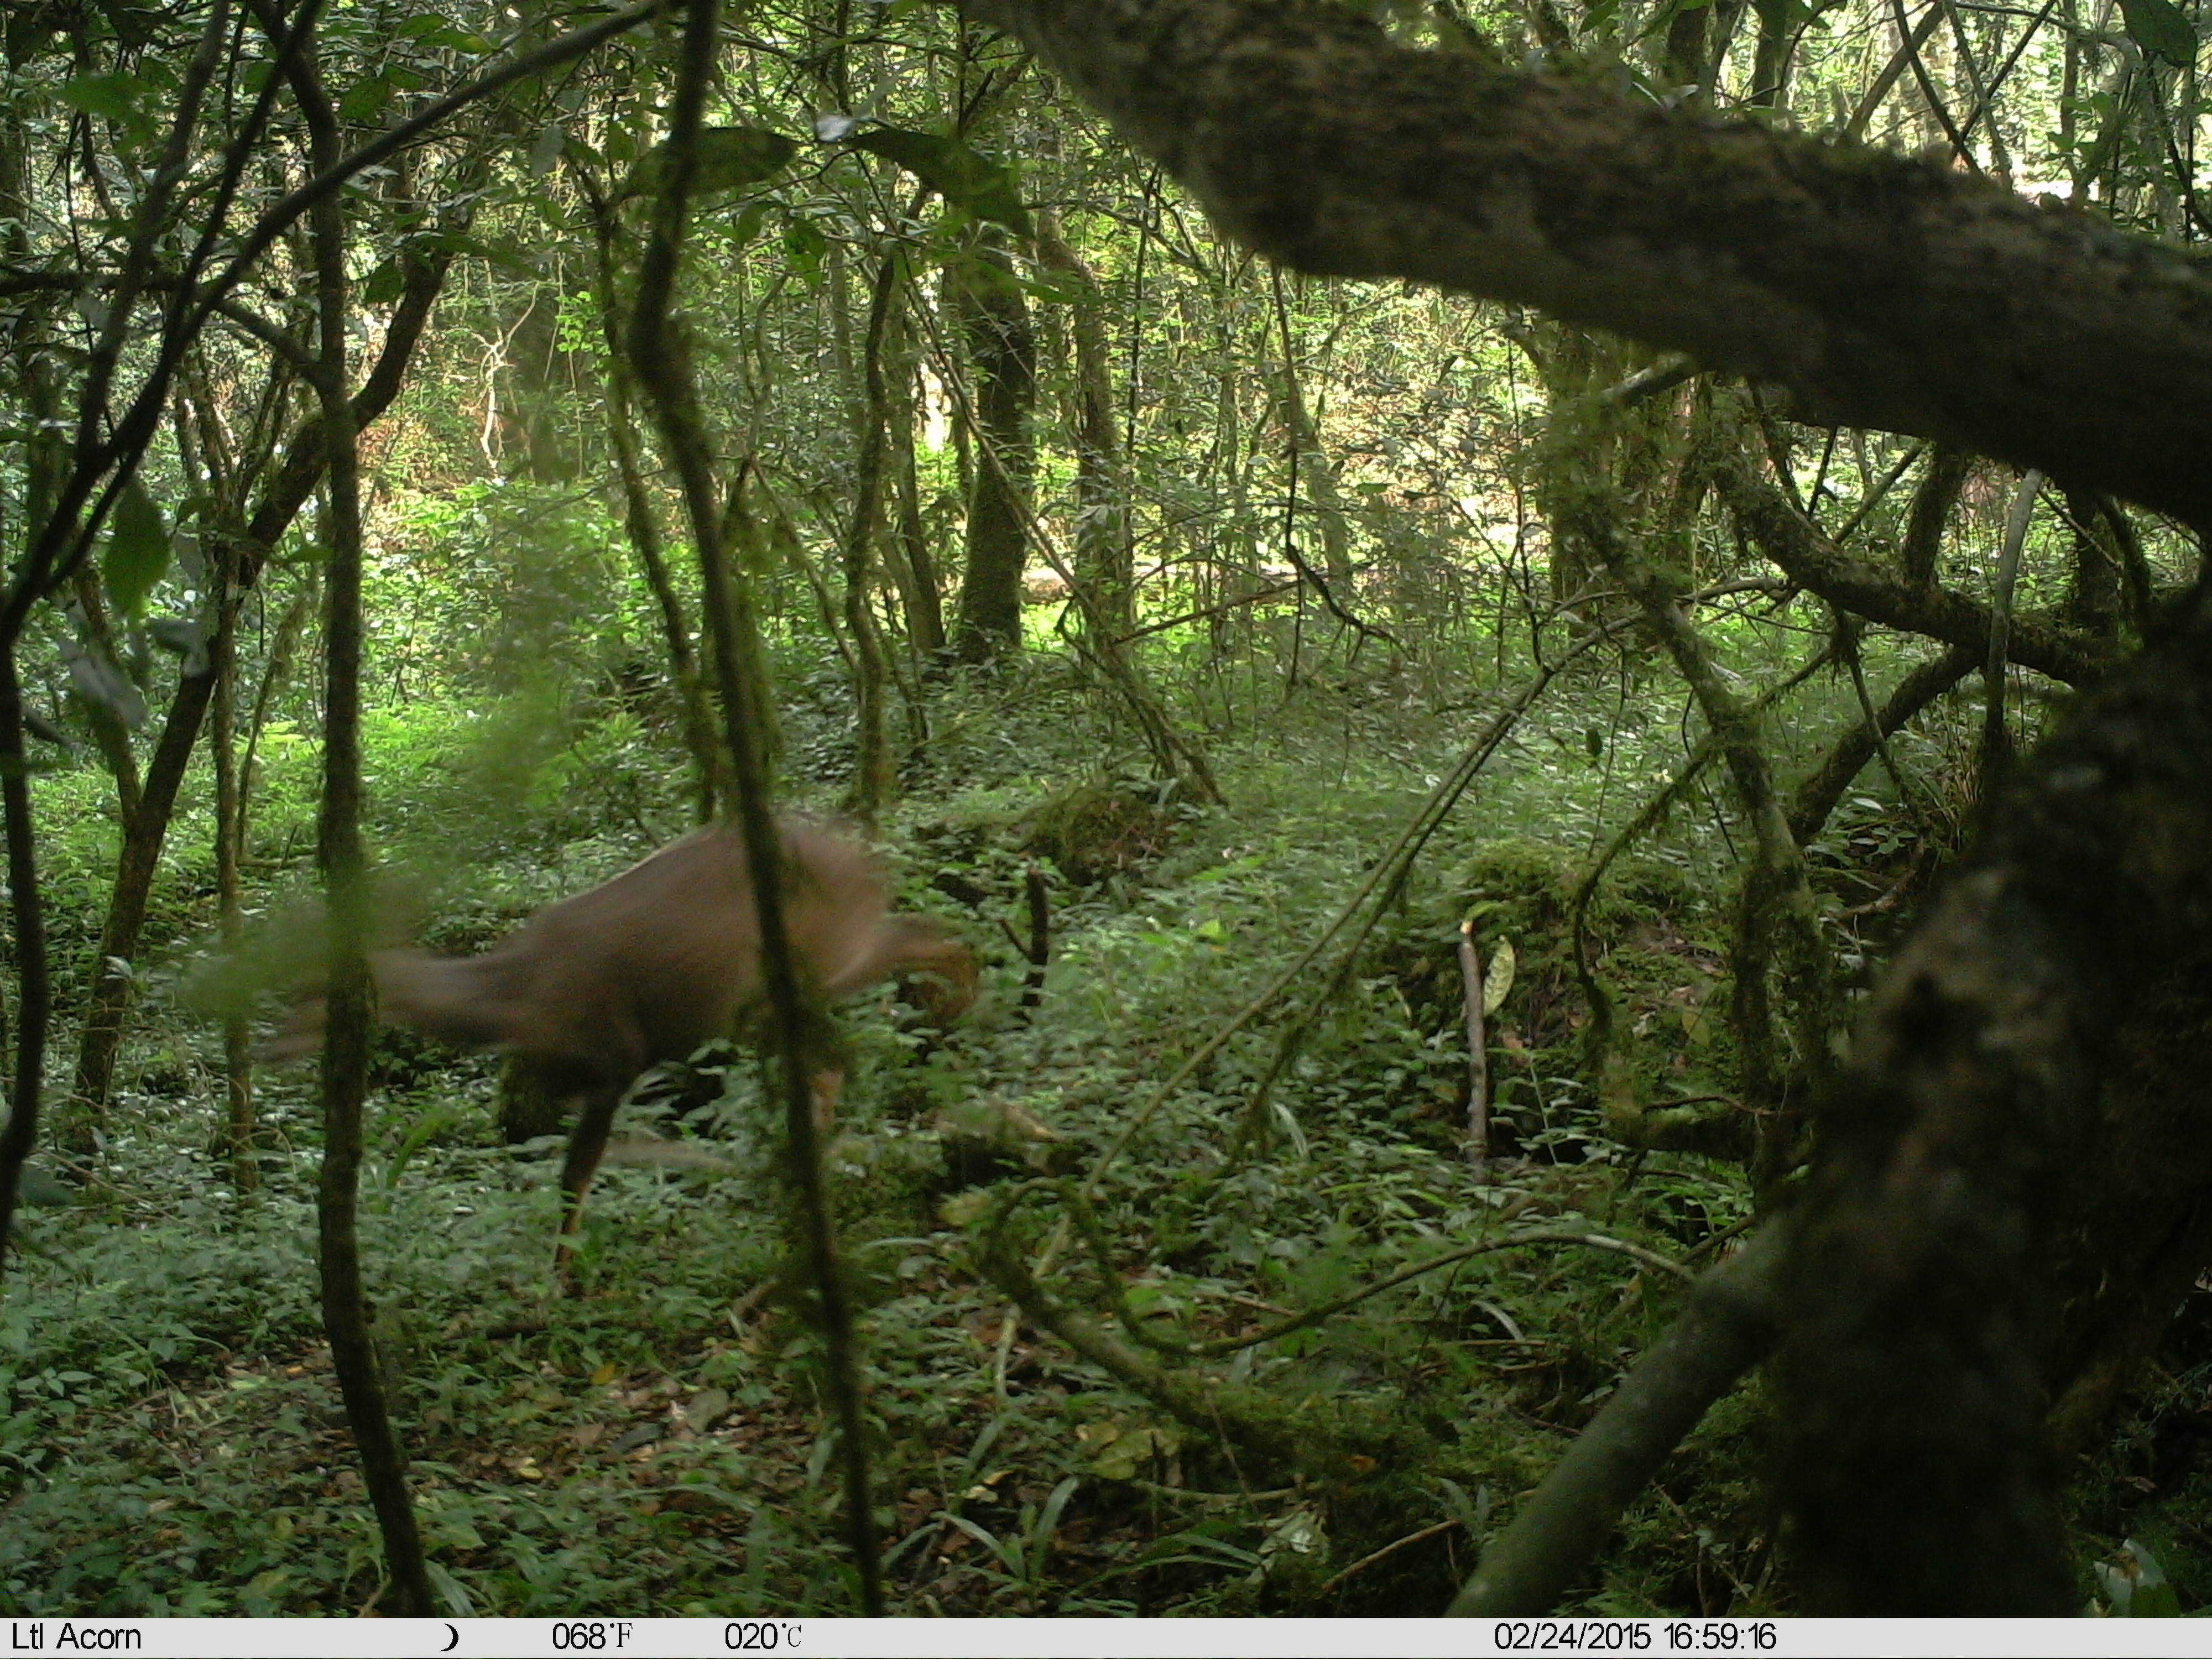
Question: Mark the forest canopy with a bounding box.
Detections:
[1,0,2209,1622]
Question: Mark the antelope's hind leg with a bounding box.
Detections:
[553,1082,625,1292]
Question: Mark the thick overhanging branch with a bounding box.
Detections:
[952,0,2212,528]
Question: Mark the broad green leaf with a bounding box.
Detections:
[414,231,539,278]
[727,200,771,248]
[526,121,566,178]
[846,127,1031,236]
[782,216,826,276]
[2117,0,2197,65]
[692,127,796,195]
[360,259,404,306]
[1019,274,1083,306]
[64,642,147,730]
[2105,1540,2183,1616]
[1481,936,1516,1017]
[426,1512,485,1550]
[1435,1478,1495,1535]
[1080,1421,1179,1482]
[103,476,171,620]
[146,615,207,677]
[2136,1582,2184,1618]
[60,71,142,124]
[938,1188,990,1228]
[623,126,796,201]
[338,75,393,126]
[396,14,490,50]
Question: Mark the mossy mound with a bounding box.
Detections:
[1026,776,1194,885]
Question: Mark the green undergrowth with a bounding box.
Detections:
[4,679,1794,1617]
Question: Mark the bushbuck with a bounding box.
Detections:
[271,818,975,1276]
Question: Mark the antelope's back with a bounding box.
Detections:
[479,820,895,1070]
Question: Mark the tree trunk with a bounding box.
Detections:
[0,107,59,1265]
[1036,210,1134,637]
[1900,445,1968,590]
[68,568,143,827]
[1273,335,1354,587]
[0,651,51,1284]
[210,562,255,1191]
[2062,483,2122,635]
[841,255,899,825]
[952,230,1036,663]
[891,362,947,661]
[69,661,220,1136]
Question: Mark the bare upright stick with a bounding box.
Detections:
[1459,917,1490,1173]
[1020,858,1050,1014]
